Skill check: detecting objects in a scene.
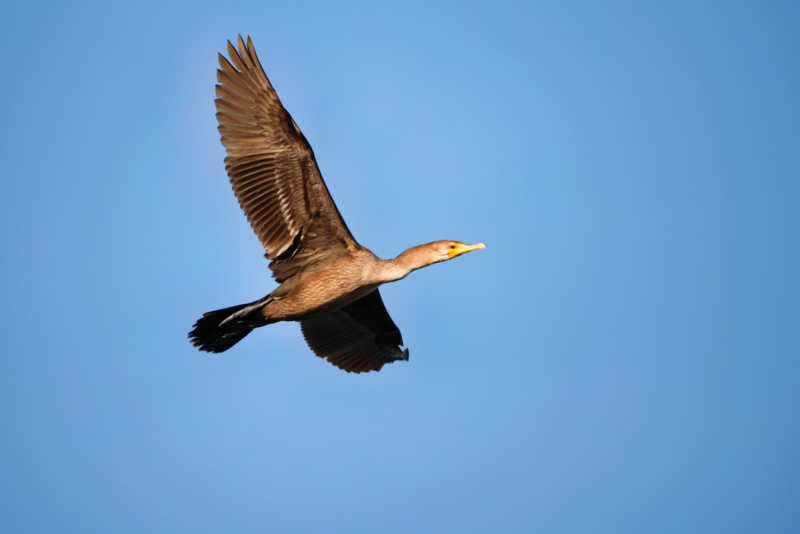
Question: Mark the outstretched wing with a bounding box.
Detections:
[300,289,409,373]
[216,35,358,282]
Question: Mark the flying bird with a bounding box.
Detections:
[189,35,485,373]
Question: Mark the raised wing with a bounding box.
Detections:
[216,35,358,282]
[300,289,409,373]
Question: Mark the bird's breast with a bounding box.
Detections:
[264,253,384,320]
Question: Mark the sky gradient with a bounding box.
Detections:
[2,1,799,532]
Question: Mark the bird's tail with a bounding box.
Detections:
[189,296,272,353]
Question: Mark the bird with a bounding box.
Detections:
[189,35,485,373]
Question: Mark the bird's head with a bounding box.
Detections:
[390,240,486,280]
[431,240,486,263]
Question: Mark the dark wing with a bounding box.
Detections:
[300,289,409,373]
[216,35,358,282]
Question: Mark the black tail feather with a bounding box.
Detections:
[189,297,271,353]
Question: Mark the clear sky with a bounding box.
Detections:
[2,1,799,532]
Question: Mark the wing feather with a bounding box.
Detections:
[215,35,358,277]
[300,289,409,373]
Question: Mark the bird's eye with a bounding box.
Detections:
[450,244,455,249]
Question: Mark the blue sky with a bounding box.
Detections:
[2,1,799,532]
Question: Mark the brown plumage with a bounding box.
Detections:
[189,35,485,373]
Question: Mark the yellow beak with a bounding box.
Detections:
[448,242,486,259]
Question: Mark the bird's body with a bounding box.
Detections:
[265,248,384,321]
[190,35,484,373]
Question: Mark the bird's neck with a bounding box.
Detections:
[380,244,437,283]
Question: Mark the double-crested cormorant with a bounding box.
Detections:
[189,35,485,373]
